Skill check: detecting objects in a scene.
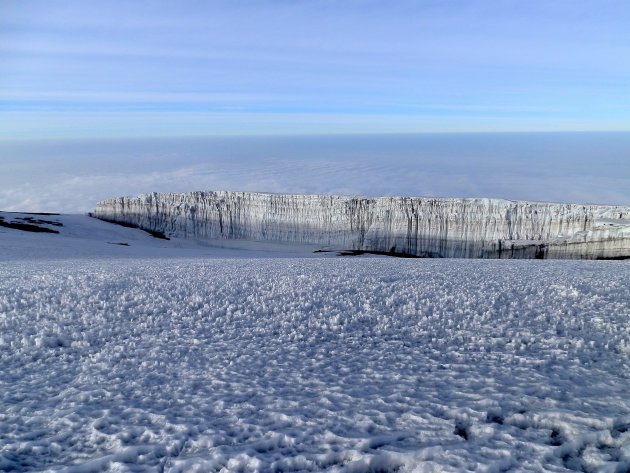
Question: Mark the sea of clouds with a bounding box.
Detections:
[1,133,628,213]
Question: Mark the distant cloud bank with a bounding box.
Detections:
[1,134,628,213]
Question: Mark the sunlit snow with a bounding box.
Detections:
[1,216,629,472]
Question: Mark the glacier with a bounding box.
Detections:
[92,191,630,259]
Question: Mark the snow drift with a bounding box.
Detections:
[93,192,630,259]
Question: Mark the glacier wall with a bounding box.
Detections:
[93,192,630,259]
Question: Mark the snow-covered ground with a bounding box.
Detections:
[1,215,629,472]
[0,212,327,261]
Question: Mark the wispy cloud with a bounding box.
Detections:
[2,1,630,137]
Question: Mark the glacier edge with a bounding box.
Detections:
[92,191,630,259]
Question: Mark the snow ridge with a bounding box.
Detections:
[93,192,630,259]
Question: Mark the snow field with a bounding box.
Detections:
[0,259,629,472]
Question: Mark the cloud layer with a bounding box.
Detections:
[1,134,628,213]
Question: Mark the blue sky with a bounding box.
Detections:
[2,0,630,138]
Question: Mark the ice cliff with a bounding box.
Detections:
[93,192,630,259]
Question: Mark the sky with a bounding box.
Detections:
[1,1,629,211]
[2,0,630,138]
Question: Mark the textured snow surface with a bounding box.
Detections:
[1,258,629,472]
[93,192,630,259]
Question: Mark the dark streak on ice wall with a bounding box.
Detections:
[93,191,630,259]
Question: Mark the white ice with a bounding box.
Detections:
[93,192,630,259]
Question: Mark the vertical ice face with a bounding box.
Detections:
[93,191,630,259]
